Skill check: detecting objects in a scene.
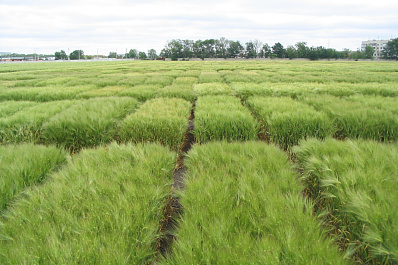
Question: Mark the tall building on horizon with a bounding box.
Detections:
[361,39,391,59]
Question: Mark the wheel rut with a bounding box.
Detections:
[155,99,196,260]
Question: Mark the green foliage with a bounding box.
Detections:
[382,38,398,60]
[198,71,223,83]
[118,84,162,101]
[194,96,259,142]
[0,144,67,211]
[42,97,139,151]
[69,50,84,60]
[157,84,196,102]
[163,142,346,264]
[0,101,37,118]
[301,95,398,141]
[0,143,175,264]
[118,97,191,150]
[230,82,273,99]
[0,100,79,144]
[193,82,234,96]
[294,138,398,263]
[247,96,333,150]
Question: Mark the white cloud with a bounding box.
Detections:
[0,0,397,54]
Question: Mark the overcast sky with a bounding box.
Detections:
[1,0,397,55]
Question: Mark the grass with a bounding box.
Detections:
[294,138,398,263]
[246,96,334,150]
[118,97,192,150]
[157,84,196,102]
[0,143,176,264]
[301,95,398,141]
[0,143,67,211]
[193,82,234,96]
[0,100,80,144]
[42,97,139,151]
[118,84,162,101]
[0,101,38,118]
[194,96,259,142]
[198,71,223,83]
[162,141,346,264]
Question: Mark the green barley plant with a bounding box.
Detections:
[194,96,259,142]
[0,101,37,118]
[157,84,196,102]
[118,84,162,101]
[162,141,346,264]
[229,82,273,100]
[301,95,398,141]
[347,95,398,115]
[0,143,67,211]
[198,71,223,83]
[144,75,174,86]
[247,96,333,150]
[77,86,127,98]
[118,97,191,150]
[0,143,176,264]
[193,82,234,96]
[178,70,201,77]
[172,77,198,85]
[42,97,138,151]
[0,85,96,101]
[0,100,79,144]
[294,138,398,263]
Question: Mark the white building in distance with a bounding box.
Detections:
[361,39,391,59]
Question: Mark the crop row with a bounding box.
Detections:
[294,138,398,263]
[1,138,397,263]
[1,94,397,150]
[0,143,176,264]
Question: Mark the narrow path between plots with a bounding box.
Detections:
[155,99,196,259]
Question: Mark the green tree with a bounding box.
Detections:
[54,50,68,60]
[285,45,298,59]
[127,49,138,59]
[364,46,375,59]
[259,43,271,58]
[138,51,147,60]
[69,50,84,60]
[245,41,256,58]
[272,42,285,58]
[227,40,244,58]
[295,42,309,58]
[147,49,157,60]
[382,38,398,60]
[108,52,117,58]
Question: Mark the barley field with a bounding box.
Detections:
[0,60,397,264]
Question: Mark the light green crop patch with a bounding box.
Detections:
[0,101,38,118]
[162,141,346,264]
[294,138,398,263]
[118,84,162,101]
[0,143,176,264]
[0,143,67,211]
[157,84,196,102]
[230,82,273,99]
[0,85,96,102]
[301,95,398,141]
[118,97,192,150]
[247,96,333,150]
[194,96,259,142]
[0,100,80,144]
[198,71,223,83]
[42,97,138,151]
[193,83,234,96]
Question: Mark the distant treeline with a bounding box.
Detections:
[157,38,375,61]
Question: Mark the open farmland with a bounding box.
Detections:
[0,60,397,264]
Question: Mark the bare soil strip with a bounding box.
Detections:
[155,99,196,259]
